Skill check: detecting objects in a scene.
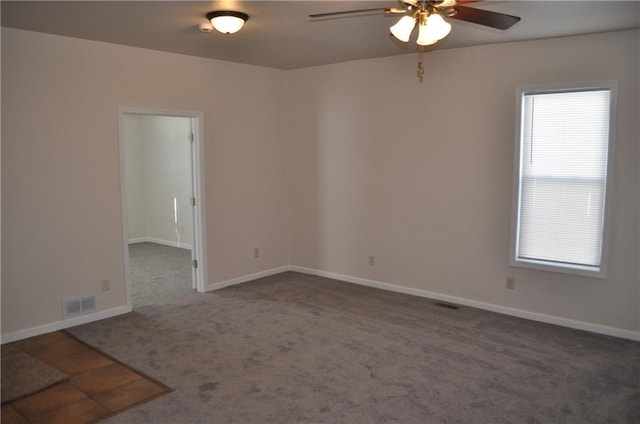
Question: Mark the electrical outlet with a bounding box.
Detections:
[368,256,375,266]
[254,248,260,259]
[506,276,515,290]
[101,279,110,292]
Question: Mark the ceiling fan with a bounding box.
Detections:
[309,0,520,81]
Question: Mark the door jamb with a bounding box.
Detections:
[117,107,207,310]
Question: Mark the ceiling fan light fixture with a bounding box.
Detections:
[416,34,438,46]
[416,13,451,46]
[390,15,416,42]
[206,11,249,34]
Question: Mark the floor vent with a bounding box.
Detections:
[434,302,460,310]
[63,295,97,319]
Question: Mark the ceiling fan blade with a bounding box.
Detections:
[309,7,403,19]
[450,5,520,30]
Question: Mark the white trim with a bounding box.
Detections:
[1,305,132,344]
[191,115,207,293]
[117,109,133,311]
[6,266,637,344]
[128,237,192,251]
[206,266,291,292]
[509,81,617,280]
[290,266,640,342]
[118,107,207,301]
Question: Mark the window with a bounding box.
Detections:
[510,83,615,278]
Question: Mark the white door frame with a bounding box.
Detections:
[118,107,207,310]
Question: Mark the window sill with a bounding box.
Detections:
[509,257,607,279]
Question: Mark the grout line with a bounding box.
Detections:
[62,330,172,392]
[61,331,173,421]
[7,404,30,424]
[1,331,172,424]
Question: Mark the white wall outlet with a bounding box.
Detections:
[506,276,515,290]
[101,279,110,292]
[368,256,375,266]
[254,248,260,259]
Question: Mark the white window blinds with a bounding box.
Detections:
[515,88,611,272]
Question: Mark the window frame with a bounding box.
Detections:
[509,81,617,279]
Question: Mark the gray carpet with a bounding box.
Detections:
[128,242,194,307]
[67,247,640,423]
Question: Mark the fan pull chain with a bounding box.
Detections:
[417,47,425,82]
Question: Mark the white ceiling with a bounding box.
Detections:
[2,1,639,70]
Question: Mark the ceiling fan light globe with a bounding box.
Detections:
[417,23,437,46]
[439,0,457,7]
[426,13,452,40]
[416,36,438,46]
[390,16,416,42]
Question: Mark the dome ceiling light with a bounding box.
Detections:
[205,11,249,34]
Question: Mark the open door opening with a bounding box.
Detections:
[119,108,206,310]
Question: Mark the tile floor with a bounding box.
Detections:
[1,331,169,424]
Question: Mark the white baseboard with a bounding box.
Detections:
[289,266,640,342]
[129,237,192,250]
[206,266,291,292]
[6,266,635,344]
[1,304,132,344]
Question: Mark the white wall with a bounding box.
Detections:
[124,115,194,248]
[1,28,289,337]
[287,30,639,333]
[1,26,637,340]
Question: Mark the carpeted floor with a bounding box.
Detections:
[127,242,194,308]
[67,244,640,423]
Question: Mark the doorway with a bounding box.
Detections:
[119,108,206,309]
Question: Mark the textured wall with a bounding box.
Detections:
[124,115,194,248]
[1,26,637,338]
[1,28,289,335]
[287,30,639,332]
